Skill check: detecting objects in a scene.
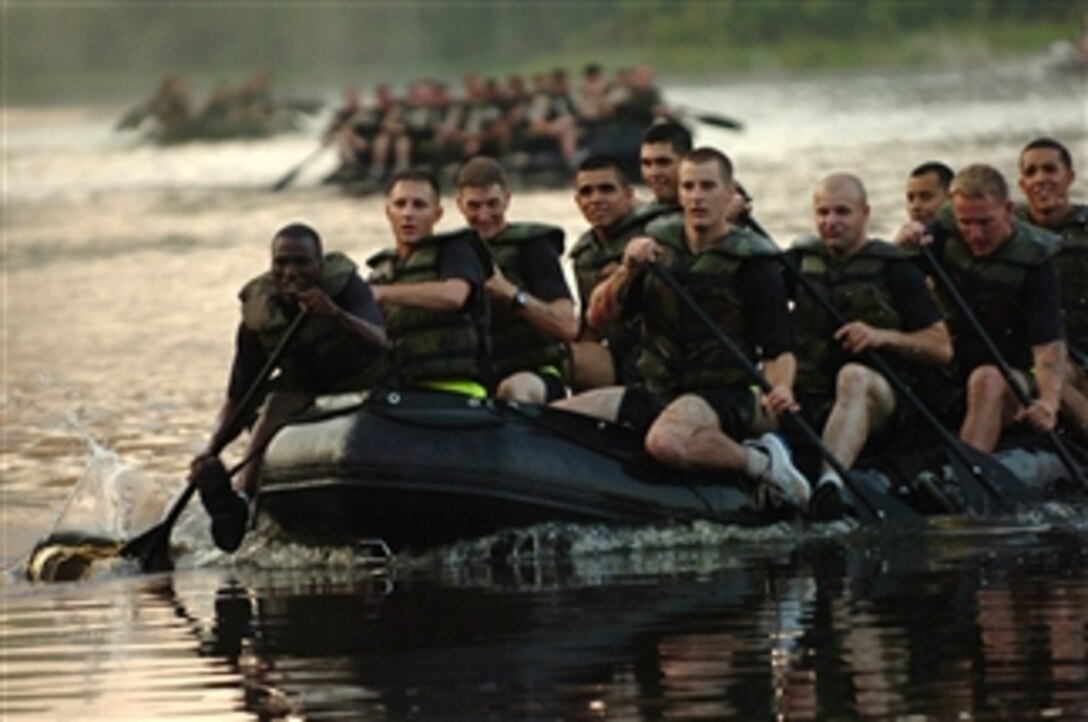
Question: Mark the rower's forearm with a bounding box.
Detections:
[762,352,797,390]
[1033,340,1067,409]
[520,298,579,342]
[586,267,633,330]
[377,280,470,312]
[333,308,390,350]
[887,323,953,365]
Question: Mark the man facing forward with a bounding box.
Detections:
[455,157,578,402]
[788,173,952,517]
[557,148,810,511]
[192,223,388,551]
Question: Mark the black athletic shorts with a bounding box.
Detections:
[616,385,757,440]
[536,368,568,403]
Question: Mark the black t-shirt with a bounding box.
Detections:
[227,275,382,401]
[437,234,486,295]
[736,257,794,361]
[516,236,573,303]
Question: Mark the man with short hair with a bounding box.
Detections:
[557,147,810,511]
[639,121,692,209]
[789,173,952,518]
[368,168,491,398]
[568,155,673,389]
[455,157,578,403]
[906,161,954,224]
[899,164,1066,453]
[192,222,388,551]
[1015,136,1088,441]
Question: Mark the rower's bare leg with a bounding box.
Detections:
[551,385,625,422]
[821,364,896,471]
[240,391,312,498]
[567,341,616,391]
[644,394,749,472]
[959,365,1020,453]
[1061,385,1088,443]
[496,371,548,405]
[393,135,412,172]
[550,116,579,168]
[368,133,392,178]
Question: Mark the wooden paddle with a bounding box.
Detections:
[647,262,922,524]
[919,245,1088,489]
[120,310,308,572]
[271,144,329,192]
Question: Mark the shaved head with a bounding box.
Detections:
[814,172,867,205]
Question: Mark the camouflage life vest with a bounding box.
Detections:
[569,204,673,368]
[935,218,1059,373]
[789,237,910,399]
[367,232,490,388]
[486,223,569,378]
[639,226,780,397]
[1015,202,1088,351]
[569,203,674,310]
[239,252,383,393]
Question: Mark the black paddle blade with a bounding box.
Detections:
[947,443,1038,512]
[26,533,125,582]
[271,168,301,192]
[119,483,198,572]
[118,523,175,572]
[840,470,925,526]
[907,442,1038,517]
[693,112,744,131]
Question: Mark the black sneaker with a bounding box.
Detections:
[195,458,231,511]
[809,480,846,522]
[209,492,249,553]
[194,457,249,552]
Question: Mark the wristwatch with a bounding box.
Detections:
[511,288,530,310]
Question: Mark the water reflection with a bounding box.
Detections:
[38,535,1064,721]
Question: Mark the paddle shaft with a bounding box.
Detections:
[674,105,744,131]
[646,262,885,520]
[772,244,1015,510]
[122,310,308,563]
[272,144,328,191]
[919,245,1087,488]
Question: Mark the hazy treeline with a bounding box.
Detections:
[5,1,1080,103]
[605,0,1076,44]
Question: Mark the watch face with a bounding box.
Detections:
[513,289,528,308]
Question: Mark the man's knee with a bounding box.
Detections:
[496,373,546,404]
[965,365,1006,401]
[835,363,876,398]
[644,395,716,465]
[644,423,686,467]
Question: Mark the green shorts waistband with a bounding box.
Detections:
[417,379,489,399]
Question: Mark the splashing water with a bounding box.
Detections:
[18,416,186,582]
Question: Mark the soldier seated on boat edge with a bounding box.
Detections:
[1014,137,1088,444]
[192,222,389,552]
[366,168,492,401]
[555,147,814,516]
[455,157,579,404]
[896,164,1067,454]
[786,172,953,517]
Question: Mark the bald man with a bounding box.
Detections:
[787,173,952,518]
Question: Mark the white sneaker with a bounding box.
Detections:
[745,432,811,509]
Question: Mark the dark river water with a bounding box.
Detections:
[2,59,1087,720]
